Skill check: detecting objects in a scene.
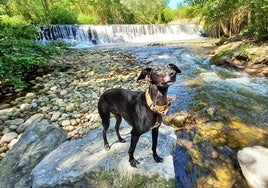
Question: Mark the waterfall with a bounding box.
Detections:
[38,24,206,47]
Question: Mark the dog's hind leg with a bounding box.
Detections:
[102,118,111,151]
[128,130,141,167]
[114,114,126,143]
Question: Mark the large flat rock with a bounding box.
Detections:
[31,119,176,187]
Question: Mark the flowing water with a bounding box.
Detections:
[104,44,268,187]
[38,24,205,46]
[37,24,268,187]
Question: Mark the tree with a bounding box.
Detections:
[185,0,268,40]
[121,0,167,24]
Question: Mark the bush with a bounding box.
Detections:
[0,24,61,88]
[48,5,78,24]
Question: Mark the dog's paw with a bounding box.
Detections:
[153,155,163,163]
[129,158,140,168]
[104,144,110,151]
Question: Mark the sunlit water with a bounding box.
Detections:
[105,44,268,187]
[108,44,268,127]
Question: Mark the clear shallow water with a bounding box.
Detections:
[109,44,268,127]
[106,44,268,187]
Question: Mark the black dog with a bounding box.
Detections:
[98,63,181,167]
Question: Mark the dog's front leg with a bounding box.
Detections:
[152,127,163,163]
[128,131,141,167]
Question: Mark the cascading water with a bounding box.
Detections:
[38,24,205,47]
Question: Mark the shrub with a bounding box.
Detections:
[0,24,60,88]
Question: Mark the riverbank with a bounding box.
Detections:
[149,38,268,77]
[209,40,268,77]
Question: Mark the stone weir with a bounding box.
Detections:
[37,24,205,47]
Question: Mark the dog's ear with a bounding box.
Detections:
[137,68,152,81]
[168,63,181,73]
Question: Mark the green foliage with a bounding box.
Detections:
[0,23,60,88]
[173,5,196,19]
[121,0,167,24]
[77,13,99,24]
[48,4,78,24]
[185,0,268,40]
[0,15,28,25]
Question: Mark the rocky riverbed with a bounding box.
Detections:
[0,48,146,159]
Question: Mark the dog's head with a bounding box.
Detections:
[137,63,181,87]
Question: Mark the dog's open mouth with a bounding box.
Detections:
[167,81,175,85]
[158,81,175,87]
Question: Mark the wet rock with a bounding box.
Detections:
[238,146,268,188]
[0,121,66,188]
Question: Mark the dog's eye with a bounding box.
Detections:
[169,71,175,76]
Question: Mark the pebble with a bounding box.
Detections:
[20,103,32,111]
[0,132,18,144]
[66,104,75,112]
[51,111,61,122]
[0,107,17,117]
[32,102,38,108]
[4,118,24,126]
[0,104,11,110]
[0,145,8,153]
[61,120,71,126]
[0,115,10,121]
[60,89,68,96]
[70,119,78,126]
[9,125,18,130]
[26,92,36,99]
[65,125,75,132]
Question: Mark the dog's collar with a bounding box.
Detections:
[145,89,171,116]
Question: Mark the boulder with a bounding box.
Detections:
[31,119,176,187]
[0,121,67,188]
[237,146,268,188]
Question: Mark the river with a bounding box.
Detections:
[94,43,268,187]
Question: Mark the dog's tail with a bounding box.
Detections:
[98,95,111,129]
